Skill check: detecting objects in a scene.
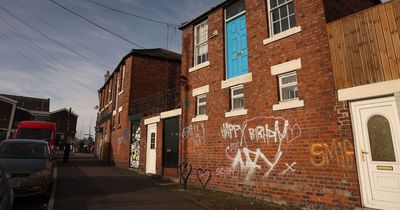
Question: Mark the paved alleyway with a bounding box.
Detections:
[54,152,205,210]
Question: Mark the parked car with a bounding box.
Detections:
[13,121,57,155]
[0,166,13,210]
[0,140,55,197]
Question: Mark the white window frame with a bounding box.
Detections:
[194,20,208,66]
[196,94,207,116]
[150,132,156,149]
[230,85,245,110]
[267,0,296,36]
[278,71,298,102]
[119,65,125,95]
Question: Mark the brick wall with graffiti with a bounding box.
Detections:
[179,0,361,208]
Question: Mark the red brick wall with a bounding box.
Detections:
[99,53,181,168]
[110,56,133,167]
[180,0,361,208]
[129,56,181,115]
[323,0,380,23]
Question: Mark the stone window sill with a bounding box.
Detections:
[189,61,210,73]
[221,73,252,89]
[191,115,209,122]
[225,109,248,118]
[263,26,302,45]
[272,99,304,111]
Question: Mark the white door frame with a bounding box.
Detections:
[350,96,400,209]
[145,123,157,174]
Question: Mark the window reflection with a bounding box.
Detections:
[367,115,396,162]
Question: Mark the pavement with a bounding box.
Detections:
[53,152,206,210]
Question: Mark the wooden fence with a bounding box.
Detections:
[327,0,400,89]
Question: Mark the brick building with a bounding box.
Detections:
[0,95,17,140]
[174,0,400,209]
[95,48,181,168]
[48,108,78,147]
[0,93,78,142]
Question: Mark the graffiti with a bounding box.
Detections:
[182,123,206,146]
[215,167,235,177]
[179,162,192,190]
[221,117,301,146]
[228,148,283,181]
[196,168,211,189]
[225,143,239,153]
[310,139,354,168]
[129,125,141,168]
[221,117,301,181]
[280,162,296,176]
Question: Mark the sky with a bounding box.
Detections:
[0,0,223,138]
[0,0,387,139]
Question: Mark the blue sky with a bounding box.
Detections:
[0,0,223,138]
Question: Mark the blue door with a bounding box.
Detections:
[226,14,248,79]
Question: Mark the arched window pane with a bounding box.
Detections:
[367,115,396,162]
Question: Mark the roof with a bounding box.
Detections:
[0,95,17,104]
[0,94,49,103]
[131,48,181,62]
[50,108,78,117]
[0,93,50,112]
[17,121,56,129]
[99,48,181,91]
[180,0,233,29]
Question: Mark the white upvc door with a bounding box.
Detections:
[351,97,400,210]
[145,123,157,174]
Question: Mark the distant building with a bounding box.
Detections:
[0,94,78,142]
[95,48,181,168]
[0,95,17,139]
[0,94,50,112]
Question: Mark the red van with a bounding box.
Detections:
[14,121,57,153]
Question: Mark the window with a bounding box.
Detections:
[194,20,208,66]
[278,72,298,101]
[268,0,296,36]
[226,0,245,20]
[230,85,245,110]
[118,65,125,93]
[150,133,155,149]
[118,111,122,128]
[196,94,206,116]
[367,115,396,162]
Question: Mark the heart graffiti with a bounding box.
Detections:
[196,168,211,189]
[179,162,192,190]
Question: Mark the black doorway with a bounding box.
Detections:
[162,117,179,171]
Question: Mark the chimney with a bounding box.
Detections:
[104,71,110,83]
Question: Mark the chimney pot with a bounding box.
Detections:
[104,70,110,83]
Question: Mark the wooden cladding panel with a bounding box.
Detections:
[328,0,400,89]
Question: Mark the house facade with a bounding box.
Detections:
[95,48,181,168]
[176,0,400,209]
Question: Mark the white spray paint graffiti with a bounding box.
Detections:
[182,123,206,147]
[221,117,301,181]
[129,126,141,168]
[221,117,301,146]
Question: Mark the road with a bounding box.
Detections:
[13,152,205,210]
[54,152,204,210]
[13,194,49,210]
